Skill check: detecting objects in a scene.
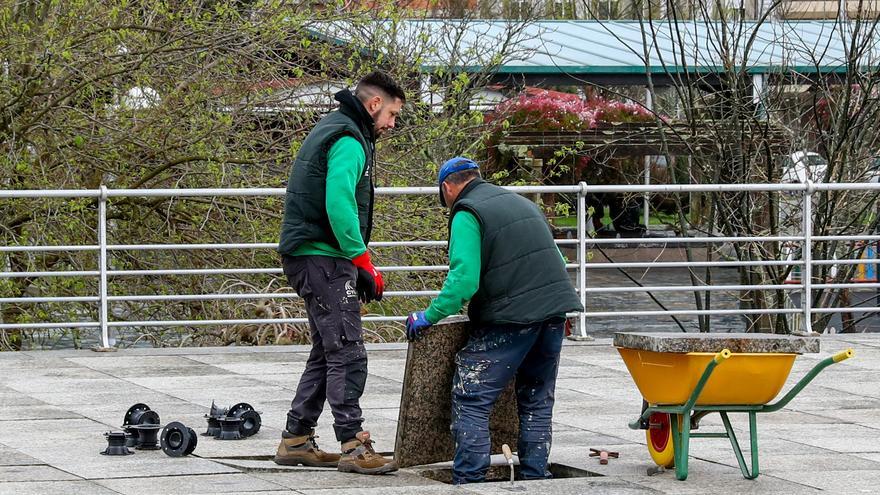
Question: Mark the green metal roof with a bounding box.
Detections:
[311,19,879,85]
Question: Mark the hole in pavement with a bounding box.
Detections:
[417,463,602,484]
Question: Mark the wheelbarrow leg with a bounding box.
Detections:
[671,413,691,481]
[669,349,731,481]
[720,411,759,479]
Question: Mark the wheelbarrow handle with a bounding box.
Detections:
[833,348,854,363]
[764,348,855,413]
[714,349,732,364]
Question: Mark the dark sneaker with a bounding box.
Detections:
[338,431,398,475]
[274,430,340,467]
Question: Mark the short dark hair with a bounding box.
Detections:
[444,169,481,185]
[355,70,406,103]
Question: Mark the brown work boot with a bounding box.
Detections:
[337,431,399,475]
[274,430,340,467]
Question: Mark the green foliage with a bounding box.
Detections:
[0,1,517,349]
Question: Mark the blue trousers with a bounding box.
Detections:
[450,318,564,484]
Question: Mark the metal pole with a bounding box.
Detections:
[644,88,653,229]
[802,181,813,334]
[99,186,110,348]
[576,182,589,338]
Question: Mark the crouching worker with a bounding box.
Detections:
[405,157,583,484]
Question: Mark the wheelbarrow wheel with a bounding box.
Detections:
[646,412,675,468]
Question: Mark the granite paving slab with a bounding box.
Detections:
[67,355,217,369]
[0,445,43,466]
[202,362,305,377]
[103,364,235,378]
[425,477,659,495]
[750,453,880,473]
[0,422,241,480]
[184,352,310,364]
[249,373,306,388]
[0,480,120,495]
[682,438,839,469]
[394,319,518,468]
[0,356,83,369]
[190,431,283,458]
[620,473,822,494]
[94,473,287,495]
[125,374,267,391]
[0,465,80,482]
[0,418,115,444]
[0,393,44,407]
[1,336,880,494]
[749,423,880,453]
[613,332,821,354]
[2,367,111,380]
[300,486,478,495]
[0,404,82,421]
[199,492,302,495]
[26,390,177,407]
[776,386,880,412]
[810,379,880,399]
[363,361,405,382]
[771,469,880,492]
[48,455,241,481]
[854,453,880,463]
[709,409,841,426]
[63,400,209,427]
[2,377,143,395]
[250,469,444,490]
[160,386,297,407]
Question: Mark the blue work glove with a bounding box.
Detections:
[405,311,432,341]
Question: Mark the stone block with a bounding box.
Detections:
[613,332,820,354]
[394,318,518,468]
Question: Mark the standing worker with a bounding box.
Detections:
[405,157,583,484]
[275,71,404,475]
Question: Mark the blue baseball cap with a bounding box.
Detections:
[437,157,479,206]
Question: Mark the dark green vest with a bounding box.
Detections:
[451,179,583,325]
[278,90,375,256]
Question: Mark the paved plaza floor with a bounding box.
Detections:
[1,334,878,494]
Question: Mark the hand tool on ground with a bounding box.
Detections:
[500,443,525,491]
[589,448,619,465]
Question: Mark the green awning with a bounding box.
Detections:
[311,19,877,85]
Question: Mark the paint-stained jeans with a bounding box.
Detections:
[282,255,367,442]
[450,318,564,484]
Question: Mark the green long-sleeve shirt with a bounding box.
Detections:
[425,211,482,324]
[292,136,367,259]
[425,210,569,324]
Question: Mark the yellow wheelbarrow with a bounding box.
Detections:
[614,332,855,481]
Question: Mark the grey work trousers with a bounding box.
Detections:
[282,254,367,442]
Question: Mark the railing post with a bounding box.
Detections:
[643,87,653,228]
[574,181,589,339]
[99,185,110,348]
[802,181,813,334]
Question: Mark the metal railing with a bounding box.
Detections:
[2,182,880,348]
